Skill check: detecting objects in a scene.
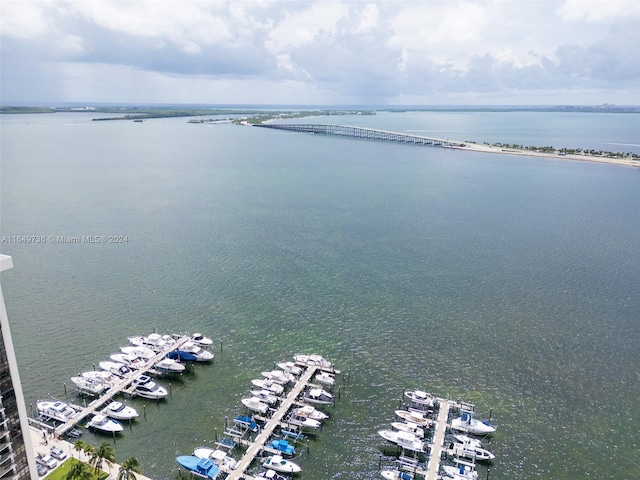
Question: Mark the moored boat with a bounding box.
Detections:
[270,439,295,456]
[394,410,430,428]
[70,376,107,396]
[81,370,118,385]
[131,375,168,399]
[110,353,146,369]
[449,435,495,461]
[120,345,156,360]
[381,469,414,480]
[391,421,425,438]
[37,401,77,422]
[192,448,237,472]
[155,358,186,372]
[240,397,269,414]
[314,371,336,386]
[276,361,303,376]
[87,414,124,433]
[234,415,259,432]
[251,378,284,395]
[441,463,478,479]
[450,412,496,435]
[286,412,322,430]
[191,332,213,346]
[176,455,220,479]
[291,404,329,420]
[293,354,333,369]
[378,429,425,453]
[302,387,333,405]
[166,350,198,362]
[262,455,301,473]
[256,469,288,480]
[261,370,294,385]
[404,389,436,409]
[100,401,139,421]
[181,342,214,361]
[99,361,131,377]
[250,389,279,405]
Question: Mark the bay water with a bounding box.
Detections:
[1,110,639,479]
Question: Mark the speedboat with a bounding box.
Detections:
[234,415,259,432]
[251,379,284,395]
[292,405,329,420]
[405,389,436,409]
[395,410,430,428]
[391,421,425,438]
[240,397,269,414]
[100,401,139,421]
[37,401,77,422]
[276,361,303,376]
[193,448,237,472]
[131,375,168,399]
[120,345,156,360]
[270,439,295,456]
[449,435,495,461]
[155,358,186,372]
[191,333,213,346]
[129,334,167,352]
[256,470,288,480]
[176,456,220,479]
[87,414,124,433]
[166,350,198,362]
[181,342,214,361]
[450,412,496,435]
[286,412,321,430]
[441,464,478,479]
[250,389,279,405]
[381,469,414,480]
[99,361,131,377]
[293,354,333,369]
[261,370,294,385]
[314,371,336,386]
[378,429,425,453]
[262,455,301,474]
[81,370,118,386]
[110,353,146,369]
[70,376,107,396]
[302,387,333,405]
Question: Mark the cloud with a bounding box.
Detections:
[1,0,639,104]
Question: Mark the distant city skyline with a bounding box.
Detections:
[1,0,639,106]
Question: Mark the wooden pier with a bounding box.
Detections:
[425,399,451,480]
[32,334,193,437]
[255,123,465,148]
[226,366,318,480]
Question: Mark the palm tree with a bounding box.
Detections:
[65,460,92,480]
[73,440,86,459]
[117,457,142,480]
[91,441,116,473]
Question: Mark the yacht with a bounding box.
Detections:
[70,376,107,396]
[193,448,237,472]
[262,455,301,474]
[191,333,213,346]
[129,334,167,352]
[314,371,336,386]
[240,397,269,414]
[250,389,279,405]
[110,353,146,369]
[394,410,430,428]
[293,354,333,369]
[131,375,168,399]
[100,401,139,421]
[378,429,425,453]
[87,414,124,433]
[99,361,131,377]
[449,435,495,461]
[450,412,496,435]
[276,361,303,376]
[391,421,425,438]
[81,370,118,386]
[155,358,186,372]
[302,387,333,405]
[291,404,329,420]
[176,456,220,479]
[404,389,436,410]
[261,370,294,385]
[37,401,77,422]
[441,464,478,480]
[251,378,284,395]
[120,345,156,360]
[181,342,214,361]
[286,412,321,430]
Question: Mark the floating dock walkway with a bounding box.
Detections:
[255,123,465,148]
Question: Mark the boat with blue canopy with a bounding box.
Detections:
[176,455,220,479]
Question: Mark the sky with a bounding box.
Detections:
[1,0,639,106]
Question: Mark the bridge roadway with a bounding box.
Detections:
[48,335,192,437]
[255,123,464,148]
[227,366,318,480]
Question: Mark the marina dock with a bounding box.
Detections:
[425,399,451,480]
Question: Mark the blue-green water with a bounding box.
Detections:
[1,111,639,479]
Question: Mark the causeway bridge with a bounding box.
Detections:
[255,123,465,148]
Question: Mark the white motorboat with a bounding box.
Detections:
[381,469,414,480]
[99,361,131,377]
[314,371,335,386]
[442,464,478,480]
[404,389,436,409]
[293,354,333,369]
[276,361,303,376]
[262,455,301,474]
[250,389,279,405]
[302,387,333,405]
[87,414,124,433]
[450,412,496,435]
[256,470,288,480]
[193,448,237,472]
[286,412,321,430]
[191,333,213,346]
[391,421,425,438]
[37,401,77,422]
[155,358,186,372]
[120,345,156,360]
[100,401,139,421]
[449,435,495,461]
[181,342,214,361]
[378,429,425,453]
[81,370,118,386]
[261,370,294,385]
[240,397,269,414]
[110,353,146,369]
[394,410,430,428]
[251,379,284,395]
[70,376,107,396]
[131,375,168,399]
[291,405,329,421]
